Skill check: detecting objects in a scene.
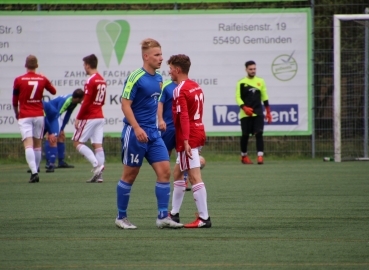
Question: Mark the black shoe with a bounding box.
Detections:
[27,168,40,173]
[29,173,39,183]
[56,162,74,169]
[46,166,55,173]
[169,213,180,223]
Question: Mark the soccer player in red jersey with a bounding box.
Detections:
[72,54,106,183]
[12,55,57,183]
[168,54,211,228]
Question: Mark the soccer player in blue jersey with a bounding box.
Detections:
[158,80,177,156]
[43,89,84,172]
[115,38,183,230]
[158,80,191,191]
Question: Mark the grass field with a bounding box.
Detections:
[0,159,368,269]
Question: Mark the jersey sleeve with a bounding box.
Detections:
[61,109,73,130]
[59,96,74,129]
[59,96,73,115]
[122,79,138,101]
[121,69,145,101]
[158,87,167,103]
[76,83,92,119]
[260,79,269,102]
[177,91,190,140]
[235,80,244,107]
[44,77,57,95]
[12,77,20,107]
[159,80,174,103]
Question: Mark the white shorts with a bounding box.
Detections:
[18,116,44,141]
[176,147,201,172]
[72,118,104,144]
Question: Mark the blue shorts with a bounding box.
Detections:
[121,124,169,167]
[44,106,61,136]
[161,127,176,152]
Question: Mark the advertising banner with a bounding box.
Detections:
[0,9,312,137]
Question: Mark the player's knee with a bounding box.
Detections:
[162,167,171,181]
[241,133,249,138]
[73,141,82,148]
[255,131,263,138]
[122,166,140,184]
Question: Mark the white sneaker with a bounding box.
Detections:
[88,165,104,183]
[115,218,137,229]
[156,216,183,229]
[86,172,103,183]
[92,164,104,176]
[97,172,103,183]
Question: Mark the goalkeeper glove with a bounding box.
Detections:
[242,106,254,116]
[265,106,272,124]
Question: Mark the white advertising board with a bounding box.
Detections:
[0,9,312,137]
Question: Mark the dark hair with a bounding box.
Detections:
[167,54,191,74]
[83,54,98,69]
[245,60,256,68]
[72,88,84,99]
[25,55,38,69]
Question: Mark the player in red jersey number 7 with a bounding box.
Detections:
[12,55,57,183]
[169,54,211,228]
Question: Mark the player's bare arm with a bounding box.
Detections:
[74,119,80,129]
[184,140,193,159]
[59,130,66,141]
[121,98,148,143]
[157,102,166,131]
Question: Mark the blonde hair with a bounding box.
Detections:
[141,38,161,53]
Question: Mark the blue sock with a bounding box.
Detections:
[117,180,132,219]
[57,142,65,164]
[184,171,188,181]
[49,147,57,168]
[44,140,50,165]
[155,182,170,219]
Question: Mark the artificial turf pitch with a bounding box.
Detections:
[0,160,368,269]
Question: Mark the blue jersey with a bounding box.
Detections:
[121,68,162,129]
[43,94,78,130]
[158,80,177,129]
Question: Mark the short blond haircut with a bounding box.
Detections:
[141,38,161,53]
[25,55,38,69]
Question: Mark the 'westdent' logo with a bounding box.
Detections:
[96,20,130,68]
[213,104,299,125]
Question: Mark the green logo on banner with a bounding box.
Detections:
[271,51,298,81]
[96,20,130,68]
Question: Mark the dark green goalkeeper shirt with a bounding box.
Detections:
[235,76,268,119]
